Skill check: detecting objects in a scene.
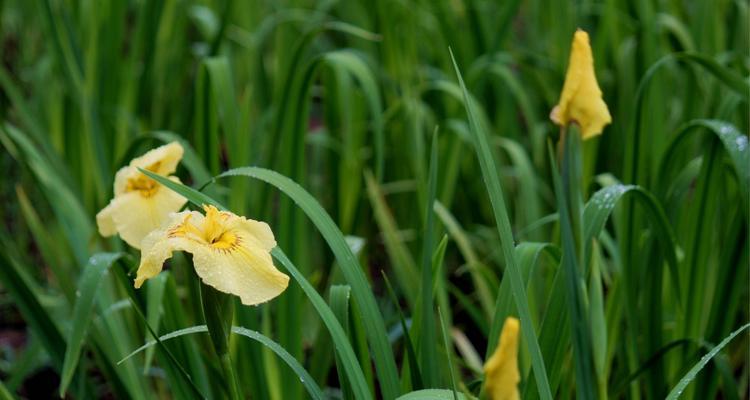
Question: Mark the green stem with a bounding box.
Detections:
[220,352,242,400]
[555,128,598,400]
[200,282,242,400]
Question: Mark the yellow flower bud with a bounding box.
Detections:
[483,317,521,400]
[551,29,612,139]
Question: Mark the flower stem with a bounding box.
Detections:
[220,352,242,400]
[200,282,242,399]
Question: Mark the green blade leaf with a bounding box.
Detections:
[674,53,750,99]
[395,389,473,400]
[217,167,400,399]
[110,257,207,399]
[138,168,223,209]
[381,271,423,389]
[273,248,372,400]
[666,323,750,399]
[139,169,373,399]
[583,184,682,303]
[659,119,749,207]
[143,273,168,374]
[486,242,561,360]
[449,49,552,400]
[231,326,326,400]
[548,138,597,399]
[329,285,356,398]
[418,131,439,386]
[365,171,419,309]
[437,308,459,400]
[119,325,327,400]
[434,201,495,316]
[60,253,125,397]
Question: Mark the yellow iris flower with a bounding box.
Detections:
[483,317,520,400]
[135,205,289,306]
[96,142,188,249]
[551,29,612,139]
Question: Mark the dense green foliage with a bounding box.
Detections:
[0,0,748,399]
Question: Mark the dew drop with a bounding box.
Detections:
[735,135,747,152]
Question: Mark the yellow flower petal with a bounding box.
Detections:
[552,29,612,139]
[96,201,117,237]
[135,206,289,306]
[97,142,187,248]
[483,317,521,400]
[238,218,277,251]
[97,177,187,249]
[114,142,184,195]
[190,237,288,306]
[134,211,196,287]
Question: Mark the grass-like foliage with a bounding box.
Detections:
[0,1,747,399]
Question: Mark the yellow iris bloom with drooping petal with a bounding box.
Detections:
[135,205,289,306]
[97,142,188,249]
[551,29,612,140]
[483,317,520,400]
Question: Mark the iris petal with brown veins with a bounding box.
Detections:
[96,142,187,249]
[135,205,289,306]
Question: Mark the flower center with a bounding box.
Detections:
[125,161,162,197]
[126,176,159,197]
[168,214,240,251]
[209,231,238,249]
[201,205,240,251]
